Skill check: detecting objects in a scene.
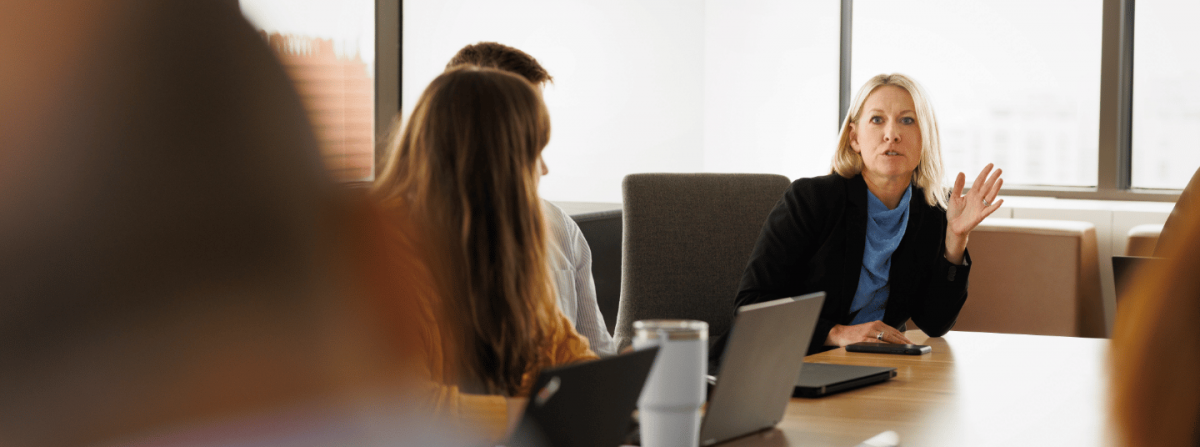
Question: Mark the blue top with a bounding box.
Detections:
[849,184,912,325]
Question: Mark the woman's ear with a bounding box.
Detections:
[848,123,861,153]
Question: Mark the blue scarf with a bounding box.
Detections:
[849,184,912,325]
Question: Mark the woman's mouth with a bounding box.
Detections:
[885,151,902,156]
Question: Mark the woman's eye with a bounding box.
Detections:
[901,117,915,125]
[870,116,883,124]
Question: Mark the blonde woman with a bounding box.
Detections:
[370,66,597,442]
[735,73,1003,354]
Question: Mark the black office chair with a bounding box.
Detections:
[571,208,623,335]
[613,173,791,350]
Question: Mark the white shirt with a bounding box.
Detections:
[542,200,616,356]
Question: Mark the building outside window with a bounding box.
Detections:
[240,0,375,181]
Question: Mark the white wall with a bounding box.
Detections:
[403,0,840,202]
[702,1,840,180]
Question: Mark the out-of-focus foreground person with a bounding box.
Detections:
[371,66,598,443]
[0,2,448,446]
[1112,203,1200,446]
[444,42,616,356]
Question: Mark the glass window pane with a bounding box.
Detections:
[852,1,1102,187]
[240,0,375,181]
[402,1,839,202]
[1131,0,1200,190]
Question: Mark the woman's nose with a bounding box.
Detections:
[884,124,900,142]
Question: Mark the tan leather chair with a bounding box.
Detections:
[1125,224,1164,257]
[952,219,1104,338]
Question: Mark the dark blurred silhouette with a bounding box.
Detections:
[1154,167,1200,257]
[0,1,446,446]
[1112,178,1200,445]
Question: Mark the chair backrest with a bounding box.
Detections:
[570,207,623,334]
[1125,223,1164,257]
[613,173,791,349]
[954,219,1105,338]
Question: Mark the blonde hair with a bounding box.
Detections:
[832,73,947,209]
[372,66,556,395]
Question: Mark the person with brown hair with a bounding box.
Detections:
[444,41,616,356]
[372,65,598,442]
[1112,198,1200,446]
[446,41,554,85]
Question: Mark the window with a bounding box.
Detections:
[402,0,839,203]
[395,1,1182,201]
[240,0,376,181]
[851,0,1103,188]
[1131,0,1200,190]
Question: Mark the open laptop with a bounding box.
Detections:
[510,347,659,447]
[697,292,827,446]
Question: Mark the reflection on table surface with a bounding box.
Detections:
[722,330,1113,447]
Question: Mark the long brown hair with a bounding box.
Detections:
[1112,204,1200,446]
[373,66,555,395]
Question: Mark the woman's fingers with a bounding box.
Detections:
[970,163,993,193]
[986,177,1003,203]
[952,172,966,197]
[881,327,913,345]
[981,168,1003,197]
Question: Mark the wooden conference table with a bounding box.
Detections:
[722,330,1113,447]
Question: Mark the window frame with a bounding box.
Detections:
[386,1,1178,201]
[375,0,401,179]
[840,0,1179,202]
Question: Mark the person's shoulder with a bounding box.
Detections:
[540,200,581,261]
[788,173,851,201]
[541,199,568,220]
[793,173,847,188]
[910,185,948,216]
[540,199,577,233]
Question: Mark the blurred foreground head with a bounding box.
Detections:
[1112,199,1200,445]
[0,1,431,446]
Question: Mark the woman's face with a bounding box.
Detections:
[849,85,922,182]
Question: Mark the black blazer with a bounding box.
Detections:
[735,173,970,354]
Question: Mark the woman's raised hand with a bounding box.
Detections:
[944,163,1003,264]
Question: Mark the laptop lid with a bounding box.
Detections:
[698,292,825,446]
[510,347,659,447]
[793,362,896,398]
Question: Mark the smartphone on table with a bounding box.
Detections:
[846,342,931,355]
